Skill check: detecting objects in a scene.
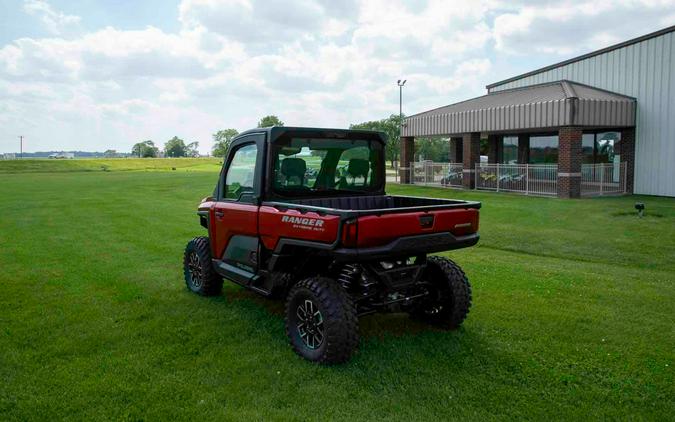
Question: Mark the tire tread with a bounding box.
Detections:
[183,236,223,296]
[285,277,359,364]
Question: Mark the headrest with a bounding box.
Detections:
[281,158,306,178]
[348,158,370,177]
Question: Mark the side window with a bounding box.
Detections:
[224,143,257,200]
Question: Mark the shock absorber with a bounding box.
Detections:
[337,264,360,291]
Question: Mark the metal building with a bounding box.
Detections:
[402,25,675,197]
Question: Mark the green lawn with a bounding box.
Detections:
[1,162,673,420]
[0,157,221,174]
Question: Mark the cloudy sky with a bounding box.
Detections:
[1,0,675,154]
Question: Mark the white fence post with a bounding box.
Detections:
[525,164,529,195]
[496,163,500,192]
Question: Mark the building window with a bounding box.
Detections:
[582,131,621,164]
[596,132,620,163]
[501,136,518,164]
[582,133,595,163]
[529,135,558,164]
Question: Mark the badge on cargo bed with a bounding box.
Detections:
[281,215,325,232]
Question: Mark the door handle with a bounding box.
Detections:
[215,210,225,218]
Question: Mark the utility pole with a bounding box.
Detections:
[18,136,23,159]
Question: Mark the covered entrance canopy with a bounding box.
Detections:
[400,80,637,197]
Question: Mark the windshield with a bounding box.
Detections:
[271,137,384,196]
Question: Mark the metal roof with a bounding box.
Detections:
[402,80,636,137]
[486,25,675,90]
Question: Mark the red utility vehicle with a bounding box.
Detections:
[184,127,480,363]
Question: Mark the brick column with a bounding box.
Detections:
[618,127,636,194]
[557,127,583,198]
[462,132,481,189]
[399,136,414,184]
[517,134,530,164]
[449,137,463,163]
[449,138,457,162]
[487,134,500,163]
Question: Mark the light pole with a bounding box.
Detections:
[397,80,406,181]
[18,135,23,159]
[397,79,406,135]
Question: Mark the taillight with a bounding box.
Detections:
[341,219,358,247]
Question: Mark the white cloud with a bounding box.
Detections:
[1,0,675,154]
[23,0,81,35]
[494,0,675,55]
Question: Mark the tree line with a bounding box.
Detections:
[130,113,449,164]
[131,115,284,158]
[131,137,200,158]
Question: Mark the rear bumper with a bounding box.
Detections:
[332,232,479,262]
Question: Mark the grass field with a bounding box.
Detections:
[1,160,673,420]
[0,158,221,174]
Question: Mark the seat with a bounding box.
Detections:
[280,158,306,186]
[347,158,370,185]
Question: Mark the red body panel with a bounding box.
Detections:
[201,200,478,256]
[210,202,259,258]
[355,208,479,248]
[258,206,341,251]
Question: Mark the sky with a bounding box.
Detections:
[1,0,675,154]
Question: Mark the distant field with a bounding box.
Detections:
[0,158,221,173]
[1,164,673,420]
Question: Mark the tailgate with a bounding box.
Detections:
[356,208,479,248]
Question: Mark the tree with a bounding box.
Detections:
[186,142,199,157]
[103,149,118,158]
[131,140,158,158]
[350,114,403,168]
[211,129,239,157]
[164,136,188,157]
[415,137,450,162]
[257,115,284,128]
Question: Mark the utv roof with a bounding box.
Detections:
[232,126,388,145]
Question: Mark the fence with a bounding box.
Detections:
[410,161,463,187]
[475,163,558,196]
[580,162,627,196]
[404,161,627,197]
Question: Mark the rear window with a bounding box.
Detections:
[271,137,384,196]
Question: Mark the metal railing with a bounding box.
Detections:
[403,161,627,197]
[410,161,463,187]
[580,162,627,196]
[476,163,558,196]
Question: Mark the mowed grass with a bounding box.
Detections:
[1,162,674,420]
[0,158,221,174]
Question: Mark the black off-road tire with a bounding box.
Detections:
[285,277,359,364]
[411,256,472,329]
[183,236,223,296]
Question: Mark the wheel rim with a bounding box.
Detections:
[296,299,324,349]
[187,252,203,288]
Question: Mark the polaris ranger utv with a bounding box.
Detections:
[183,127,480,364]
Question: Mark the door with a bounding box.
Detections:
[211,139,262,284]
